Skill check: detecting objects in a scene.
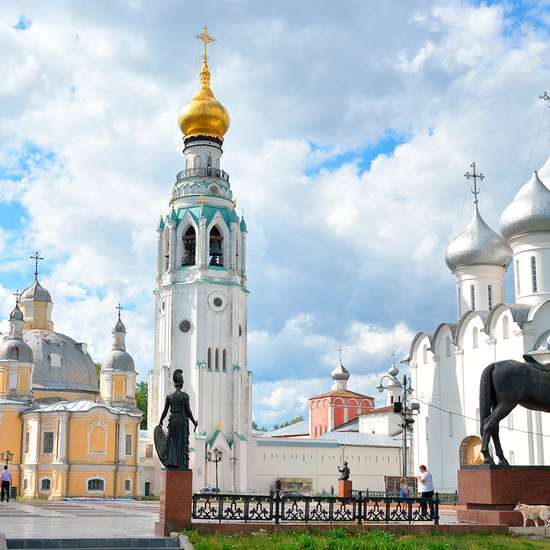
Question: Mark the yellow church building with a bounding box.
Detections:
[0,266,142,499]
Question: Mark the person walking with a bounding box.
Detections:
[1,466,11,503]
[416,464,434,518]
[399,477,410,498]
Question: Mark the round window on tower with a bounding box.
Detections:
[179,320,192,333]
[239,325,243,337]
[208,293,226,312]
[209,185,219,196]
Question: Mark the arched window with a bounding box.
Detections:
[473,327,479,349]
[531,256,538,293]
[207,348,212,370]
[192,155,201,170]
[182,226,196,266]
[503,316,510,340]
[209,226,224,266]
[207,155,213,175]
[470,284,476,310]
[445,336,451,358]
[422,344,428,364]
[215,348,219,371]
[222,349,227,371]
[87,478,105,492]
[488,285,493,309]
[185,156,191,170]
[164,231,170,271]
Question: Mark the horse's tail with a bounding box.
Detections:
[479,363,496,437]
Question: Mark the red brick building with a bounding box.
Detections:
[308,360,374,436]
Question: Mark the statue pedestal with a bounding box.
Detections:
[155,469,193,536]
[458,465,550,526]
[338,480,352,498]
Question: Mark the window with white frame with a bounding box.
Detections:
[125,434,132,456]
[42,431,54,454]
[87,478,105,492]
[470,284,476,310]
[145,444,153,458]
[488,285,493,309]
[531,256,538,293]
[124,479,132,492]
[40,478,51,492]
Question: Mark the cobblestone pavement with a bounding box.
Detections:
[0,500,160,539]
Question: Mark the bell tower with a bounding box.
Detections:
[148,27,252,492]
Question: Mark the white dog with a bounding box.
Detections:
[514,503,550,527]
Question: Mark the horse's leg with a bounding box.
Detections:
[481,411,496,464]
[493,424,510,466]
[484,404,514,466]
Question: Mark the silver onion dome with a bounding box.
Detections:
[331,360,350,382]
[500,171,550,241]
[446,206,512,271]
[21,276,52,303]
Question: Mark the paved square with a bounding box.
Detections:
[0,500,160,539]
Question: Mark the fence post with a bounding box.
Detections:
[217,495,223,523]
[407,498,413,524]
[385,497,390,524]
[274,490,280,525]
[355,492,363,525]
[433,492,440,525]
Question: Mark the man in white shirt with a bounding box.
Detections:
[416,464,434,518]
[0,466,11,503]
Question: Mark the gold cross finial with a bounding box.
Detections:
[195,25,216,61]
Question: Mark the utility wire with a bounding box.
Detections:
[414,397,550,439]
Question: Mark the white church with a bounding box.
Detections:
[405,161,550,492]
[138,31,409,496]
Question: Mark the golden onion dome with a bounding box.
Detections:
[178,58,230,141]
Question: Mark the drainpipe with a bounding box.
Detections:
[65,413,71,498]
[114,417,119,499]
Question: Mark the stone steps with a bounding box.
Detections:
[6,539,180,549]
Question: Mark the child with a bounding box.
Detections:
[399,478,409,498]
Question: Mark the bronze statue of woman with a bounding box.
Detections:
[155,369,198,470]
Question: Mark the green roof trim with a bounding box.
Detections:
[170,208,178,222]
[235,432,247,441]
[208,430,221,447]
[240,217,248,232]
[196,360,207,369]
[195,431,207,440]
[232,364,241,371]
[174,204,238,228]
[158,216,165,231]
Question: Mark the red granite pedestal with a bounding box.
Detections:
[155,469,193,536]
[338,480,352,498]
[458,466,550,526]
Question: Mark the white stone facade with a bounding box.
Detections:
[406,164,550,492]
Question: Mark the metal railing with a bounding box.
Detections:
[352,489,458,505]
[192,492,440,524]
[176,167,230,183]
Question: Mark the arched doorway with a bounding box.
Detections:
[459,435,483,466]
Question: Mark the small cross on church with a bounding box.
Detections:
[116,303,124,319]
[12,290,21,304]
[464,162,484,206]
[29,251,44,277]
[195,25,216,61]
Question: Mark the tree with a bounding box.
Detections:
[95,363,102,386]
[136,381,148,429]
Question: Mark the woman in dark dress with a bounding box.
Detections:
[158,369,198,470]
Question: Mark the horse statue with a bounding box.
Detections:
[480,354,550,465]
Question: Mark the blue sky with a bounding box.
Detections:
[1,0,549,425]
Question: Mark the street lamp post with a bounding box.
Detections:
[0,450,13,468]
[206,448,223,493]
[377,366,418,479]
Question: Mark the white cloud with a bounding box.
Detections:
[0,1,549,425]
